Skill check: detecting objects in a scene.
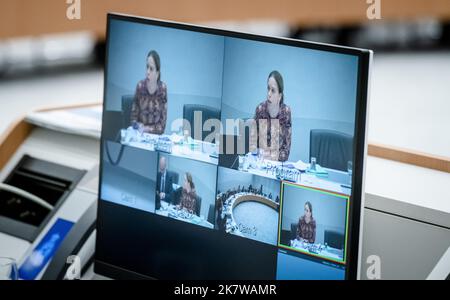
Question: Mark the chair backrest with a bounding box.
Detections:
[207,203,215,225]
[168,170,179,185]
[309,129,353,172]
[102,111,123,141]
[290,222,297,241]
[324,230,344,250]
[195,195,202,217]
[122,95,135,128]
[183,104,220,141]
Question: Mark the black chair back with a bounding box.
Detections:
[290,222,297,241]
[310,129,353,171]
[324,230,344,250]
[183,104,220,141]
[122,95,135,128]
[195,195,202,217]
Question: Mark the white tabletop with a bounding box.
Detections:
[124,131,219,165]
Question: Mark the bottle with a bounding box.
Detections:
[310,157,317,171]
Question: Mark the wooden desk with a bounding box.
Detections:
[2,0,450,40]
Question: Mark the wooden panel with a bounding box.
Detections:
[0,118,34,171]
[368,142,450,174]
[0,102,101,171]
[0,0,18,38]
[1,0,450,39]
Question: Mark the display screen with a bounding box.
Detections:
[96,14,370,280]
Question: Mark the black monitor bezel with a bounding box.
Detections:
[95,12,371,280]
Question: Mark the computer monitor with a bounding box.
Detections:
[95,13,371,280]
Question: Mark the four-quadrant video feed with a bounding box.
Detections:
[155,153,217,229]
[279,182,349,264]
[215,167,280,245]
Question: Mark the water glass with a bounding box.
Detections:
[347,161,353,186]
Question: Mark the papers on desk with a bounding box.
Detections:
[26,105,102,139]
[292,160,308,171]
[290,239,344,262]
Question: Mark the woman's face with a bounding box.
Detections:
[304,204,312,219]
[146,55,159,85]
[267,76,282,106]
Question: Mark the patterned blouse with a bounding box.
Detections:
[130,79,168,134]
[180,188,198,214]
[253,100,292,162]
[297,216,316,243]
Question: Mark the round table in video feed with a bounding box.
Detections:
[225,193,279,245]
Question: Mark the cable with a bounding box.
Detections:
[0,183,54,211]
[104,131,125,166]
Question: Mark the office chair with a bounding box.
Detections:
[218,130,251,169]
[102,111,123,141]
[309,129,353,172]
[207,203,215,225]
[121,95,135,128]
[183,104,220,141]
[324,230,345,250]
[168,170,179,185]
[195,195,202,217]
[290,223,298,241]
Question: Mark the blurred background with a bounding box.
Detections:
[0,0,449,158]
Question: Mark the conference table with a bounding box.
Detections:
[156,200,214,229]
[221,192,278,237]
[290,238,344,263]
[121,129,219,165]
[121,128,351,196]
[240,154,352,196]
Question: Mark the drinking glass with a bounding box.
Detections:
[347,161,353,186]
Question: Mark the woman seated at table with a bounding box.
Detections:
[296,201,316,244]
[251,70,292,162]
[130,50,168,134]
[175,172,198,215]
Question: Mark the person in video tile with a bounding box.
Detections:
[297,201,316,243]
[176,172,198,215]
[253,71,292,162]
[130,50,168,134]
[156,156,174,209]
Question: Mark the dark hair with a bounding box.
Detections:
[147,50,161,82]
[268,70,284,104]
[185,172,195,190]
[305,201,313,217]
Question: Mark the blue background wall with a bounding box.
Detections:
[105,19,224,134]
[276,251,345,280]
[101,142,158,213]
[221,37,359,163]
